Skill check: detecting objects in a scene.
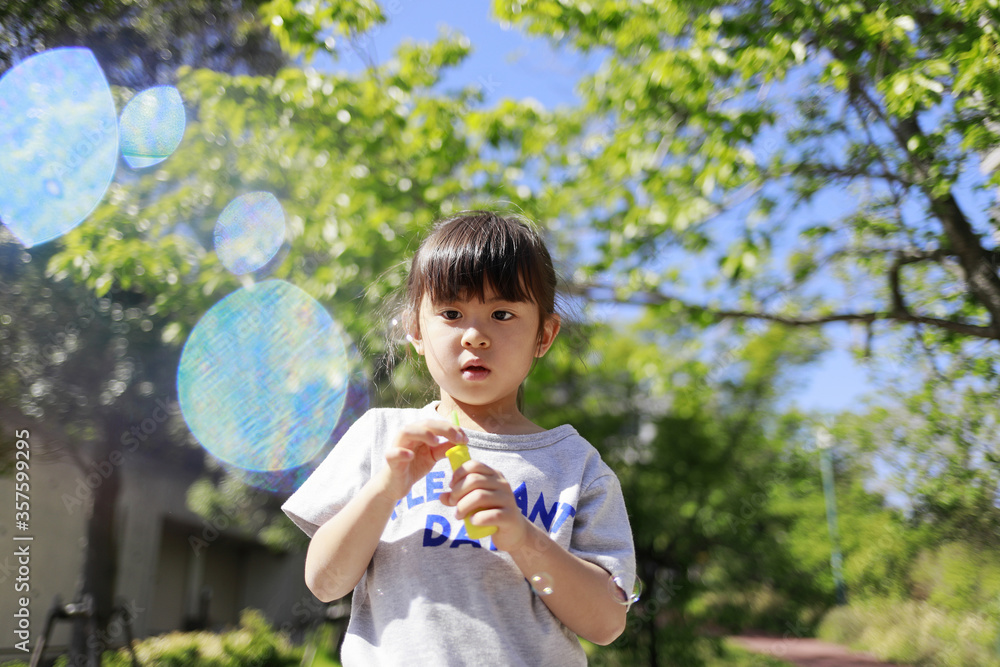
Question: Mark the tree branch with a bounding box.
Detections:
[888,248,959,317]
[783,162,916,188]
[568,282,998,340]
[845,79,1000,334]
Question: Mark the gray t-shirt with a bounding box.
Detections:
[282,402,636,666]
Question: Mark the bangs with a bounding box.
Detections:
[410,213,553,309]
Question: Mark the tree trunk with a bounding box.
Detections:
[68,425,121,667]
[647,607,658,667]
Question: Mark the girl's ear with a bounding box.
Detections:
[535,313,561,358]
[402,308,424,355]
[407,327,424,355]
[409,334,424,355]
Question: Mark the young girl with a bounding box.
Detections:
[282,211,636,666]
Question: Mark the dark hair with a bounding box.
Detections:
[403,210,558,339]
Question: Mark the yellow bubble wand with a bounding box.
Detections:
[445,410,497,539]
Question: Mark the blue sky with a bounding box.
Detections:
[325,1,873,414]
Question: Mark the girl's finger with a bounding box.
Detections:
[451,459,498,481]
[452,484,509,518]
[386,447,415,463]
[396,420,466,451]
[450,463,505,494]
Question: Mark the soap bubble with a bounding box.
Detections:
[213,191,286,275]
[529,572,554,596]
[119,85,185,168]
[0,47,118,247]
[178,279,349,471]
[609,574,643,605]
[227,350,370,494]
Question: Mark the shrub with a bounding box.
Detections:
[909,542,1000,616]
[690,585,824,635]
[54,609,302,667]
[818,600,1000,667]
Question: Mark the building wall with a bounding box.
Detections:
[0,454,88,655]
[0,447,317,661]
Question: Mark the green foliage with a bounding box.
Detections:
[819,600,1000,667]
[910,542,1000,615]
[61,609,302,667]
[809,356,1000,663]
[838,508,917,601]
[837,368,1000,547]
[0,0,287,87]
[186,476,307,552]
[525,315,848,662]
[258,0,384,61]
[495,0,1000,357]
[299,623,343,667]
[45,27,541,355]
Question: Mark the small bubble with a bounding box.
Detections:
[119,86,185,169]
[213,191,286,275]
[609,574,643,605]
[529,572,554,596]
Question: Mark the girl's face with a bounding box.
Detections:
[410,286,560,427]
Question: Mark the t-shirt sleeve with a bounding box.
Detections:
[568,470,637,603]
[281,409,376,538]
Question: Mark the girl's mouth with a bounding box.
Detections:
[461,365,490,381]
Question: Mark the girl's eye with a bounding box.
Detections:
[442,310,461,320]
[493,311,514,321]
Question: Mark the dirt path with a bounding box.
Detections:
[730,635,907,667]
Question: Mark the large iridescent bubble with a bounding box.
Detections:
[0,47,118,247]
[119,85,186,168]
[214,192,286,275]
[178,280,349,471]
[229,365,370,494]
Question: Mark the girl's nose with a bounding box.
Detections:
[461,326,490,348]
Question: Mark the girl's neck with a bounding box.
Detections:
[435,399,545,435]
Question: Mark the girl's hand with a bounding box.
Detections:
[382,420,465,501]
[440,460,530,552]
